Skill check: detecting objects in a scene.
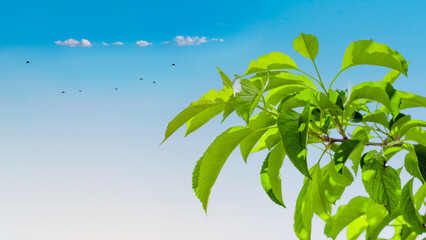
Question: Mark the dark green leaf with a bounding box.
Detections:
[334,140,361,172]
[234,79,263,123]
[277,103,311,178]
[362,152,401,214]
[350,111,363,123]
[400,179,426,234]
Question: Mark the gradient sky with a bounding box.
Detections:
[0,0,425,239]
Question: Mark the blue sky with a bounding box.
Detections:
[0,0,425,239]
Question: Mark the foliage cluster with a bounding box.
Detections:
[162,33,426,239]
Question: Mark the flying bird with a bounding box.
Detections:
[26,61,30,64]
[115,88,118,90]
[139,77,143,80]
[152,81,156,84]
[78,90,82,92]
[171,63,175,67]
[61,91,66,93]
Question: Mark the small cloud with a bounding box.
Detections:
[173,36,224,46]
[102,42,109,46]
[136,40,152,47]
[174,36,207,46]
[55,38,93,47]
[112,42,124,46]
[161,41,171,45]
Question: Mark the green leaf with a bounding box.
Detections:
[405,127,426,146]
[234,79,263,123]
[399,91,426,109]
[400,179,425,234]
[414,183,426,211]
[365,201,393,240]
[324,196,372,239]
[222,99,235,122]
[350,144,365,175]
[293,33,319,60]
[329,160,354,187]
[244,52,298,76]
[363,110,389,127]
[310,164,331,221]
[162,87,232,143]
[341,39,408,76]
[399,120,426,138]
[265,85,310,106]
[185,104,227,136]
[334,139,361,172]
[362,152,401,215]
[279,89,316,110]
[217,67,233,88]
[346,81,400,117]
[192,126,254,212]
[347,216,368,240]
[260,72,315,92]
[240,112,277,162]
[251,128,280,153]
[260,142,286,207]
[315,92,342,111]
[294,182,313,240]
[382,69,402,84]
[277,103,311,178]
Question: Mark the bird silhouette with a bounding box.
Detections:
[26,61,30,64]
[115,88,118,90]
[78,90,82,92]
[171,63,175,67]
[139,77,143,80]
[61,91,66,93]
[152,81,156,84]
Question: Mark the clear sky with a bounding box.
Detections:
[0,0,425,239]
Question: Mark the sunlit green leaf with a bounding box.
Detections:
[217,67,233,88]
[347,216,368,240]
[329,160,354,187]
[163,87,233,143]
[414,183,426,211]
[315,92,342,111]
[192,126,254,212]
[310,164,331,221]
[334,139,361,173]
[399,91,426,109]
[294,182,313,240]
[244,52,298,76]
[277,103,311,178]
[266,85,311,106]
[341,40,408,76]
[363,110,389,127]
[293,33,319,60]
[260,142,286,207]
[405,127,426,146]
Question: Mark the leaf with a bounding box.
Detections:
[240,112,277,162]
[334,139,361,172]
[322,165,346,204]
[261,72,315,92]
[365,202,393,240]
[251,128,280,153]
[341,39,408,76]
[265,85,311,106]
[234,79,263,123]
[324,196,372,239]
[400,179,425,234]
[382,69,402,84]
[329,160,354,187]
[185,104,227,136]
[277,102,311,178]
[363,110,389,127]
[293,33,319,60]
[260,142,286,207]
[310,164,331,221]
[399,91,426,109]
[222,99,235,122]
[362,152,401,215]
[217,67,233,88]
[315,92,342,111]
[347,216,368,240]
[244,52,298,76]
[350,144,365,175]
[346,81,400,117]
[294,182,313,240]
[162,87,232,143]
[414,183,426,211]
[405,127,426,146]
[399,120,426,138]
[279,89,316,110]
[192,126,254,212]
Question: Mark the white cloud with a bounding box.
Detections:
[112,42,124,46]
[174,36,207,46]
[55,38,93,47]
[161,41,170,45]
[102,42,109,46]
[136,40,152,47]
[173,36,224,46]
